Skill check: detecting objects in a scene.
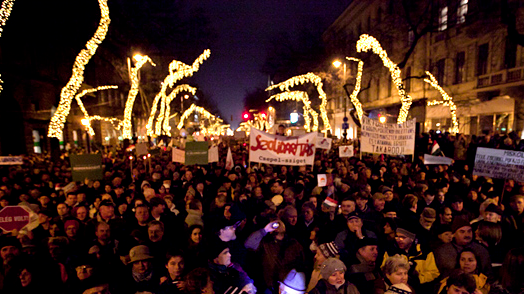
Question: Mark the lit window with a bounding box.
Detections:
[439,6,448,31]
[457,0,468,24]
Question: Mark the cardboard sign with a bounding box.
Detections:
[473,147,524,181]
[185,142,208,165]
[136,143,148,156]
[208,145,219,163]
[234,131,246,139]
[360,116,416,155]
[316,137,332,150]
[0,156,23,165]
[339,145,354,157]
[70,154,103,182]
[317,174,327,187]
[249,128,316,166]
[172,148,185,164]
[0,206,30,232]
[424,154,453,165]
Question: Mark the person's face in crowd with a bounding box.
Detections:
[386,267,408,285]
[383,222,394,235]
[286,210,298,226]
[96,223,111,242]
[303,208,314,222]
[441,207,453,223]
[271,182,283,195]
[65,194,77,206]
[185,170,193,182]
[99,205,115,220]
[447,284,470,294]
[454,226,473,246]
[0,198,8,208]
[76,206,88,221]
[263,176,271,184]
[101,194,112,202]
[191,227,202,244]
[459,251,477,274]
[148,224,164,243]
[384,191,394,202]
[420,216,435,230]
[385,211,397,218]
[485,211,501,222]
[167,256,184,279]
[358,245,378,263]
[115,187,124,196]
[253,187,263,198]
[395,232,413,251]
[153,204,165,216]
[66,224,78,238]
[219,225,237,241]
[38,213,50,224]
[309,196,318,208]
[374,198,385,211]
[452,201,463,212]
[283,189,295,204]
[118,203,128,215]
[314,249,327,264]
[135,207,150,223]
[340,166,348,176]
[278,126,285,134]
[77,193,86,203]
[438,231,453,243]
[76,264,94,280]
[356,197,367,210]
[49,223,60,237]
[57,203,69,217]
[18,268,33,287]
[132,260,151,275]
[340,200,355,216]
[196,183,204,193]
[104,185,112,193]
[39,195,50,206]
[438,191,446,203]
[327,270,345,286]
[347,218,362,233]
[214,248,231,266]
[513,197,524,214]
[93,198,101,209]
[468,191,478,202]
[423,192,435,205]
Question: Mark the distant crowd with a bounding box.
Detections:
[0,129,523,294]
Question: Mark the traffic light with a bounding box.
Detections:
[242,112,250,121]
[260,112,267,119]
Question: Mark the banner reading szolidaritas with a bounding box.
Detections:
[360,116,416,156]
[249,128,316,166]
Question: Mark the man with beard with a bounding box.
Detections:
[0,236,22,291]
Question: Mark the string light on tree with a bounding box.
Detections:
[356,34,412,124]
[122,54,155,139]
[266,72,331,133]
[266,91,318,132]
[176,103,227,136]
[0,0,16,93]
[161,84,196,135]
[74,85,118,135]
[48,0,110,138]
[424,71,459,133]
[346,57,364,123]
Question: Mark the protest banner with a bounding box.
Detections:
[208,145,219,163]
[70,154,103,182]
[249,128,316,166]
[424,154,453,165]
[185,142,208,165]
[0,156,23,165]
[473,147,524,182]
[316,137,332,150]
[136,143,148,156]
[339,145,354,157]
[360,116,416,156]
[172,148,185,164]
[317,174,327,187]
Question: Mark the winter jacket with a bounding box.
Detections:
[310,279,360,294]
[382,242,440,285]
[434,241,491,279]
[438,273,489,294]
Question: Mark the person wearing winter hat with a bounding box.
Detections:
[347,237,381,294]
[279,269,306,294]
[434,216,491,279]
[307,242,340,291]
[310,258,359,294]
[119,245,161,294]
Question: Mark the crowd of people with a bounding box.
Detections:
[0,129,523,294]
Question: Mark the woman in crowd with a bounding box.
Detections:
[310,258,360,294]
[438,249,489,294]
[159,252,186,294]
[376,254,412,294]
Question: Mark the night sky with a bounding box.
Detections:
[185,0,352,128]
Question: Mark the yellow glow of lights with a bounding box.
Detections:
[146,50,210,137]
[266,72,331,133]
[356,34,412,124]
[176,103,227,136]
[74,85,118,136]
[161,84,196,135]
[266,91,318,132]
[346,57,364,122]
[424,71,459,133]
[122,55,155,139]
[0,0,16,93]
[332,60,342,68]
[48,0,110,138]
[379,116,386,123]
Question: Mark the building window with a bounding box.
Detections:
[505,37,517,69]
[477,43,489,76]
[455,51,466,84]
[436,59,446,85]
[457,0,468,24]
[405,67,411,92]
[439,6,448,31]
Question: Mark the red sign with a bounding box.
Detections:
[0,206,30,232]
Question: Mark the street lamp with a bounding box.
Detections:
[182,94,189,113]
[333,59,348,140]
[81,118,91,153]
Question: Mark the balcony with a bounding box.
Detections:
[477,67,524,88]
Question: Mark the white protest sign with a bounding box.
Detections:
[208,145,219,163]
[424,154,453,165]
[317,174,327,187]
[360,116,416,155]
[473,147,524,181]
[249,128,316,166]
[0,156,23,165]
[316,137,332,150]
[172,148,185,164]
[339,145,354,157]
[136,143,148,156]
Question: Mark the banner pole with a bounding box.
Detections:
[500,178,507,204]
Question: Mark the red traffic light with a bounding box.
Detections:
[243,113,249,120]
[260,112,267,119]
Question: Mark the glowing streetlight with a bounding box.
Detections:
[332,60,342,68]
[379,116,386,123]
